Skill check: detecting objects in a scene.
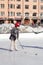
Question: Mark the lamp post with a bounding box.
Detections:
[38,0,39,19]
[37,0,41,26]
[7,0,9,23]
[22,0,24,24]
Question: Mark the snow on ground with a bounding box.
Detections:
[0,33,43,65]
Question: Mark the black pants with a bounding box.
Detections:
[9,34,16,41]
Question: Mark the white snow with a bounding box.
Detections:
[19,25,43,33]
[0,32,43,39]
[0,33,43,65]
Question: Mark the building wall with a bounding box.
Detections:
[0,0,43,24]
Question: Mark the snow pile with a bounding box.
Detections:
[25,26,34,32]
[33,26,43,33]
[0,24,43,33]
[19,25,34,33]
[0,23,14,33]
[19,25,25,32]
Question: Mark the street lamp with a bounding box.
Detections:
[38,0,40,19]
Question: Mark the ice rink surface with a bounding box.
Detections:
[0,33,43,65]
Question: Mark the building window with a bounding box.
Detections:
[1,0,4,1]
[25,0,29,2]
[25,12,29,17]
[0,11,5,16]
[17,0,21,1]
[33,5,37,9]
[8,4,15,9]
[16,4,21,9]
[33,13,37,16]
[33,0,37,2]
[16,12,21,16]
[41,5,43,10]
[0,4,5,8]
[25,5,29,9]
[8,0,13,1]
[41,0,43,2]
[40,12,43,17]
[8,12,15,16]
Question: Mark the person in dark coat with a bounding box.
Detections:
[9,22,20,51]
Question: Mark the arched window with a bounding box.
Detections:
[33,12,37,16]
[25,12,29,17]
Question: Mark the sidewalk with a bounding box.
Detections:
[0,33,43,65]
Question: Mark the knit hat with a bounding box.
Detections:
[15,22,20,27]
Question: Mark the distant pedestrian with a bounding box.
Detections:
[9,22,20,51]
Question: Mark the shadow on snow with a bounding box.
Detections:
[0,45,43,51]
[0,48,11,51]
[21,45,43,49]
